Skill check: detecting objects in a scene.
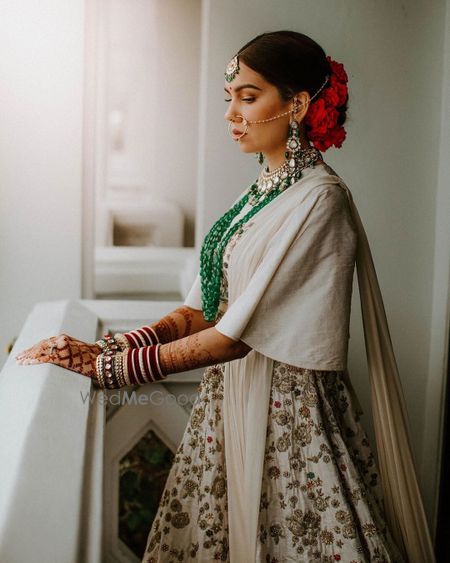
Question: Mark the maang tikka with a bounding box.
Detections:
[225,55,240,83]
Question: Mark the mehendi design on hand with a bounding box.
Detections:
[16,334,101,378]
[49,336,100,378]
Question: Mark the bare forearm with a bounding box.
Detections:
[158,327,251,374]
[150,306,215,343]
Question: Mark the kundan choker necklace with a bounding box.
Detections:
[199,139,323,322]
[248,145,322,206]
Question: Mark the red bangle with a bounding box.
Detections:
[126,344,165,384]
[126,350,138,385]
[124,326,160,348]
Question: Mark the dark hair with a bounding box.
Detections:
[237,30,348,128]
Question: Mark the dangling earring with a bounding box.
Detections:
[285,97,302,164]
[255,152,264,164]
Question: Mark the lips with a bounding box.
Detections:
[227,120,247,141]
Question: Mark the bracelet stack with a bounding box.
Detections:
[95,344,165,389]
[95,351,127,389]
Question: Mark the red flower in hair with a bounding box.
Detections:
[305,99,339,138]
[304,55,349,151]
[327,55,348,83]
[328,126,346,148]
[330,75,348,106]
[322,86,340,107]
[309,126,346,152]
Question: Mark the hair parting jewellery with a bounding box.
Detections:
[225,55,240,82]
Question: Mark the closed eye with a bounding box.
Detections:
[224,97,255,103]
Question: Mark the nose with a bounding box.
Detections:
[224,107,233,122]
[224,98,239,122]
[224,110,244,126]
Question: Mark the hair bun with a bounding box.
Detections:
[304,56,349,151]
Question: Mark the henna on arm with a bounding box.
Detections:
[158,327,252,375]
[150,306,216,343]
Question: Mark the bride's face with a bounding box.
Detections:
[224,61,292,155]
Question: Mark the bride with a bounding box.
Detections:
[16,30,435,563]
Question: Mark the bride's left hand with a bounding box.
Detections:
[15,334,102,379]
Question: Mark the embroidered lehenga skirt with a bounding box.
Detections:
[141,221,405,563]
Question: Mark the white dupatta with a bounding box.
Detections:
[184,165,435,562]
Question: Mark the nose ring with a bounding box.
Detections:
[228,115,248,140]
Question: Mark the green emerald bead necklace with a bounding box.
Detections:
[200,146,322,321]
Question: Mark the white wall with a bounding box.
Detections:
[196,0,448,529]
[101,0,201,247]
[0,1,85,368]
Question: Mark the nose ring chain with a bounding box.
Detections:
[227,103,299,139]
[247,108,293,124]
[227,74,329,138]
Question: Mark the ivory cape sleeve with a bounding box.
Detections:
[214,184,357,370]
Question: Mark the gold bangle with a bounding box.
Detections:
[115,353,126,388]
[95,353,106,389]
[104,354,116,389]
[113,333,131,351]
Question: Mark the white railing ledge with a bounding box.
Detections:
[0,297,204,562]
[0,300,103,563]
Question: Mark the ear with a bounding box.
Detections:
[292,90,311,122]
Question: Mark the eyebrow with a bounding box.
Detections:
[224,83,263,93]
